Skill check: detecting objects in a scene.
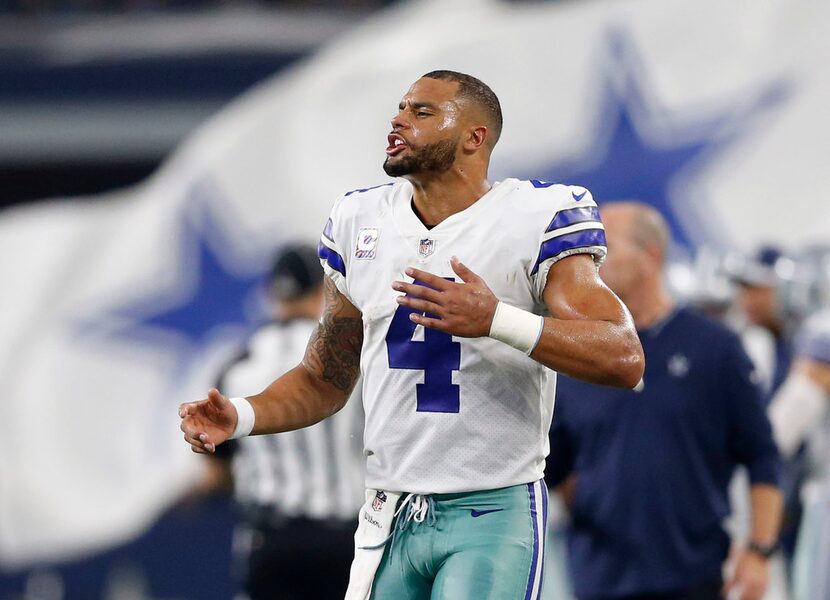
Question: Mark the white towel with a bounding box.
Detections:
[344,489,401,600]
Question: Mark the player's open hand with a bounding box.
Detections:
[391,256,498,338]
[178,388,236,454]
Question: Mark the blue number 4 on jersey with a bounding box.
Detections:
[385,279,461,413]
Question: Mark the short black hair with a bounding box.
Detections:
[422,70,503,148]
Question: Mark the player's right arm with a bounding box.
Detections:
[179,276,363,454]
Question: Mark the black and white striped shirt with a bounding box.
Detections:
[220,320,365,522]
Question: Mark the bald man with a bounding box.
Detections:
[545,202,783,600]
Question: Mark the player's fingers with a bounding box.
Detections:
[409,312,449,332]
[183,432,203,446]
[191,445,209,454]
[450,256,479,283]
[199,437,216,453]
[180,419,206,439]
[392,281,443,303]
[178,403,195,418]
[197,432,217,450]
[396,295,442,316]
[184,432,217,454]
[183,432,206,450]
[404,267,450,290]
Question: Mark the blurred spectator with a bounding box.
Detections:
[213,244,364,600]
[546,202,783,600]
[730,245,794,399]
[728,245,803,582]
[768,309,830,600]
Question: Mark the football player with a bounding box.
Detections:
[181,70,644,600]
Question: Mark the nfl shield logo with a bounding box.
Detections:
[372,491,387,511]
[418,238,435,257]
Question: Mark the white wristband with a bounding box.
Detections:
[228,397,256,440]
[488,301,544,355]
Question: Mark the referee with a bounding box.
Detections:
[215,244,365,600]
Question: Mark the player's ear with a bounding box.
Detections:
[462,125,488,152]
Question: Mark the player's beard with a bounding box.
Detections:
[383,137,459,177]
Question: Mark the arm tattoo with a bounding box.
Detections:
[303,278,363,393]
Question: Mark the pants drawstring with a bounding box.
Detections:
[357,493,436,551]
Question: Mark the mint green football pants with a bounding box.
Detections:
[369,479,548,600]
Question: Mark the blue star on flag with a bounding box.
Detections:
[133,216,266,347]
[78,181,273,366]
[519,30,788,251]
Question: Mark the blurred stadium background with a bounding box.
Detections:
[0,0,828,598]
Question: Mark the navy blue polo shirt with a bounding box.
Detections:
[547,305,780,600]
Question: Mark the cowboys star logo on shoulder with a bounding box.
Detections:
[372,490,387,512]
[668,353,690,378]
[418,238,436,257]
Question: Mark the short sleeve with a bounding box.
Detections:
[318,196,351,300]
[529,185,607,301]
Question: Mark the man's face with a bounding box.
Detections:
[383,78,464,177]
[598,208,648,299]
[737,284,779,329]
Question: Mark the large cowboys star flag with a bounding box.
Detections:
[1,0,827,567]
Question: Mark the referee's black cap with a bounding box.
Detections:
[268,244,324,300]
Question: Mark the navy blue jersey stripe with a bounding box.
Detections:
[524,482,541,600]
[532,229,606,274]
[344,182,394,197]
[545,206,601,233]
[317,242,346,276]
[539,481,549,594]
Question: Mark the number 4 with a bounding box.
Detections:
[385,279,461,413]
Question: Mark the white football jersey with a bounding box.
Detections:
[318,178,606,494]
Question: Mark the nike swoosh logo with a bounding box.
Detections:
[470,508,504,518]
[572,190,587,202]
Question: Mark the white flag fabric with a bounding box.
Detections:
[1,0,828,567]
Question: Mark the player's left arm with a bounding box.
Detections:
[532,253,643,387]
[393,255,643,388]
